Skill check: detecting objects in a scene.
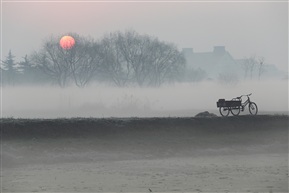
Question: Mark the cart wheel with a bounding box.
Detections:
[231,107,241,116]
[219,107,230,117]
[249,102,258,115]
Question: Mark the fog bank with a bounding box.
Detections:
[2,80,288,118]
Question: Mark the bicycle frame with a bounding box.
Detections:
[240,95,251,111]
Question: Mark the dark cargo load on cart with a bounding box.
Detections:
[217,99,241,108]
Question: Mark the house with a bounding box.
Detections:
[182,46,285,80]
[182,46,241,80]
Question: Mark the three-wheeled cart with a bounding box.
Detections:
[217,94,258,116]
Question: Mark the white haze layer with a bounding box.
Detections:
[2,80,288,118]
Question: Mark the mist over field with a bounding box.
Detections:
[2,80,288,118]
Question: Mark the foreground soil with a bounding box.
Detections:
[1,115,288,192]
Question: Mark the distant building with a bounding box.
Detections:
[182,46,285,80]
[182,46,241,80]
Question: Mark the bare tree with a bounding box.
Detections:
[257,56,266,80]
[148,41,185,86]
[31,33,101,87]
[31,35,72,87]
[116,31,152,86]
[100,33,134,87]
[242,55,257,80]
[99,30,185,87]
[68,36,103,87]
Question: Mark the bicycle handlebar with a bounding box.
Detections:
[236,93,252,99]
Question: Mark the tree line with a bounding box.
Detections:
[217,55,267,86]
[240,55,266,80]
[1,30,269,87]
[1,30,186,87]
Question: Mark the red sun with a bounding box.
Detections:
[60,35,75,50]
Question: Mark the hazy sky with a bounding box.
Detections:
[2,1,288,71]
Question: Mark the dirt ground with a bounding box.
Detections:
[1,116,288,192]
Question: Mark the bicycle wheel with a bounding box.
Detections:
[231,106,241,116]
[249,102,258,115]
[219,107,230,117]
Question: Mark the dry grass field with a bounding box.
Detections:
[1,115,288,192]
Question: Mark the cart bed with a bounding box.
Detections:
[217,99,241,108]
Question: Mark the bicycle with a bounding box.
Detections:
[217,93,258,116]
